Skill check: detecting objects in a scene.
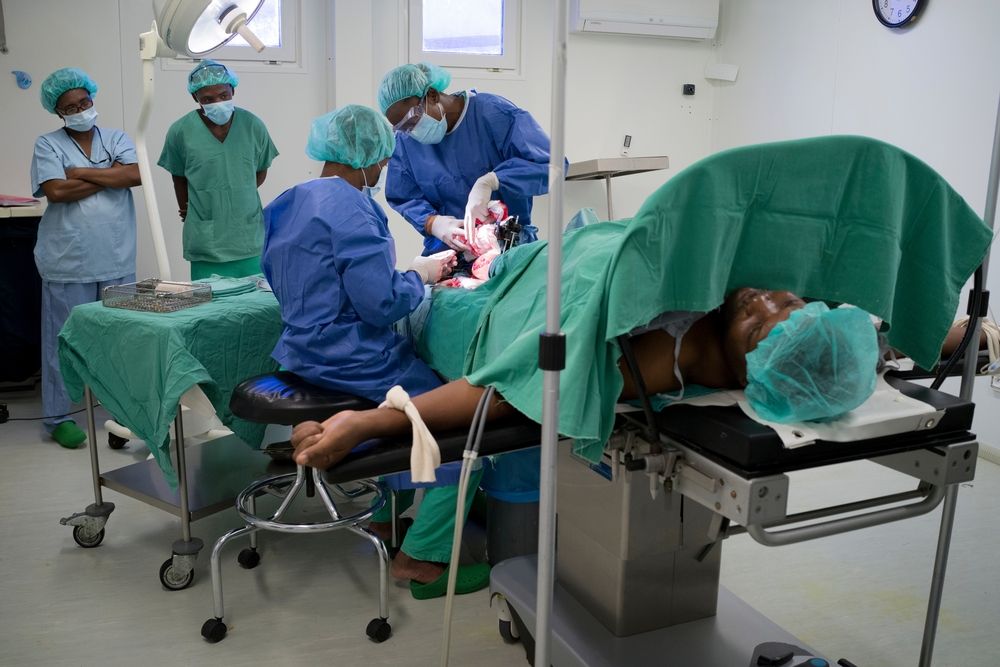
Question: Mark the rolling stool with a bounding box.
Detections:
[200,371,395,644]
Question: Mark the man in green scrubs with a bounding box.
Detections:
[158,60,278,279]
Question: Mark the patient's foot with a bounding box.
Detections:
[391,550,446,583]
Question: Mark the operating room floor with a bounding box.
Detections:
[2,393,999,667]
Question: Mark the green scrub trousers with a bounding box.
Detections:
[372,468,483,563]
[190,255,261,280]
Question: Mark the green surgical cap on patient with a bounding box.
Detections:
[40,68,98,114]
[745,302,879,423]
[188,60,239,94]
[305,104,395,168]
[377,62,452,114]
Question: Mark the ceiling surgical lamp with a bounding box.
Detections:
[136,0,265,279]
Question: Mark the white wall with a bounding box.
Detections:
[711,0,1000,445]
[0,0,330,281]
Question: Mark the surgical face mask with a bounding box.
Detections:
[362,163,386,198]
[202,100,235,125]
[63,106,98,132]
[409,101,447,145]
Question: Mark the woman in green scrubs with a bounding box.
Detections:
[158,60,278,279]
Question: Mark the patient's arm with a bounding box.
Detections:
[941,321,989,357]
[292,322,726,470]
[292,379,514,469]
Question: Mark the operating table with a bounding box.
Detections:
[204,359,976,667]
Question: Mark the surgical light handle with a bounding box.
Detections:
[221,7,265,52]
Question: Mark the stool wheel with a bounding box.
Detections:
[201,617,228,643]
[237,548,261,569]
[108,433,128,450]
[366,617,392,643]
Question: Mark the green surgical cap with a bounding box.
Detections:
[745,302,879,423]
[188,60,239,95]
[377,62,451,114]
[40,68,98,114]
[305,104,396,168]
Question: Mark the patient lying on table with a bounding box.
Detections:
[291,287,880,470]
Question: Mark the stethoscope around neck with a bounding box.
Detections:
[65,126,113,165]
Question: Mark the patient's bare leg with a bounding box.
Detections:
[292,379,514,469]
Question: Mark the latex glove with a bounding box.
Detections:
[463,171,500,238]
[428,215,470,252]
[410,249,458,284]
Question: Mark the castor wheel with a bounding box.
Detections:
[366,617,392,643]
[108,433,128,450]
[499,618,520,644]
[159,557,195,591]
[201,617,228,643]
[72,524,105,548]
[237,548,261,569]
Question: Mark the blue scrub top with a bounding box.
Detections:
[386,92,553,255]
[261,177,441,402]
[30,127,137,283]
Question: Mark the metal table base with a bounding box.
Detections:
[59,385,272,591]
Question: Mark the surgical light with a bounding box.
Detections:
[135,0,265,279]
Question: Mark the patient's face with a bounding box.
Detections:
[721,288,805,385]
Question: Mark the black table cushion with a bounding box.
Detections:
[325,416,541,483]
[230,371,376,425]
[641,376,975,477]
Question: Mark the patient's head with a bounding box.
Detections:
[721,288,806,383]
[721,288,880,423]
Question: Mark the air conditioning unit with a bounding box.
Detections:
[570,0,719,40]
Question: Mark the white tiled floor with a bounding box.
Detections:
[1,391,998,666]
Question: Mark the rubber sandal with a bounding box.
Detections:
[51,422,87,449]
[409,562,491,600]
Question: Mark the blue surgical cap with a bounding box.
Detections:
[745,302,879,423]
[377,62,452,114]
[188,60,239,95]
[40,68,98,114]
[305,104,396,168]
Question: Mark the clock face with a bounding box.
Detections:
[874,0,924,28]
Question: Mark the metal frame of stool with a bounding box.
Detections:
[200,465,392,644]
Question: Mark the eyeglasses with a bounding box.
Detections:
[392,99,426,134]
[58,96,93,116]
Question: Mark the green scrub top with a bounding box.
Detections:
[158,107,278,263]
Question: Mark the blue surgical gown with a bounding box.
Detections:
[261,177,441,402]
[30,127,137,283]
[386,92,553,255]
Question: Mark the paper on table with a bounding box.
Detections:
[0,194,41,207]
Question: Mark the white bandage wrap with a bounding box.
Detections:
[379,385,440,482]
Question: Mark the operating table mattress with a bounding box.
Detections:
[644,376,974,477]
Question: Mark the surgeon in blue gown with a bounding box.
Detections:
[261,104,491,598]
[378,61,547,541]
[377,62,555,256]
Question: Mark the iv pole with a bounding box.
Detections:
[533,0,569,665]
[918,91,1000,667]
